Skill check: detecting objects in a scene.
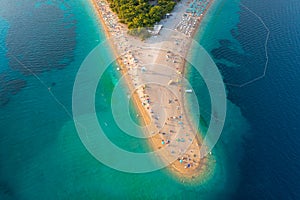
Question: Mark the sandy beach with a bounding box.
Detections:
[90,0,214,179]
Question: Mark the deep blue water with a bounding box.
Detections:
[234,0,300,198]
[204,0,300,198]
[0,0,300,199]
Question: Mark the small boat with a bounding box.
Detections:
[185,89,193,93]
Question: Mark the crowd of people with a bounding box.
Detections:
[92,0,210,173]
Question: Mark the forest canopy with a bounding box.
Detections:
[107,0,177,29]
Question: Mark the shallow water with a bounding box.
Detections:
[0,0,299,199]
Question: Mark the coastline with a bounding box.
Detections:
[89,0,216,180]
[89,0,151,127]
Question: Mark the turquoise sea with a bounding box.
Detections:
[1,0,300,199]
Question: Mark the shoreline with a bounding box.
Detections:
[89,0,151,126]
[89,0,215,180]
